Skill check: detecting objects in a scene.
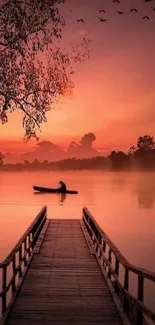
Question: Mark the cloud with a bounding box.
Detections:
[80,132,96,148]
[3,134,105,163]
[67,132,99,158]
[21,141,65,162]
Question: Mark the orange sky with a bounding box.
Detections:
[1,0,155,154]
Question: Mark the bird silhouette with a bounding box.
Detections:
[113,0,120,3]
[77,19,84,23]
[144,0,153,2]
[116,10,124,14]
[97,17,108,22]
[130,8,137,12]
[151,6,155,11]
[143,16,149,19]
[99,9,106,13]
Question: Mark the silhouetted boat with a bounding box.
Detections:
[33,186,78,194]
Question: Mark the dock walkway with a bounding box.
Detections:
[5,219,122,325]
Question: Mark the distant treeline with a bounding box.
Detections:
[1,135,155,171]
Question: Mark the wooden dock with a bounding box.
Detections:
[0,206,155,325]
[4,219,123,325]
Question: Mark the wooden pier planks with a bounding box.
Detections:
[6,219,122,325]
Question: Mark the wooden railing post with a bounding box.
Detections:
[24,238,27,267]
[108,249,112,279]
[115,259,119,276]
[98,233,101,256]
[82,207,155,324]
[2,266,7,314]
[103,240,106,253]
[95,230,99,254]
[0,206,47,317]
[28,234,31,257]
[18,246,22,278]
[102,240,106,269]
[114,259,120,295]
[98,237,103,265]
[124,269,129,316]
[12,256,16,294]
[137,275,144,325]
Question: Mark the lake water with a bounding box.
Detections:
[0,170,155,318]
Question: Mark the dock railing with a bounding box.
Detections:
[0,206,47,316]
[83,207,155,325]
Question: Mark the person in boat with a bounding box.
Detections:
[59,181,67,192]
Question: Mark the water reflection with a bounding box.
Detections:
[111,175,128,191]
[111,173,155,209]
[59,192,66,205]
[33,191,67,205]
[33,192,47,195]
[136,177,155,209]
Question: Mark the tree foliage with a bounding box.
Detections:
[0,0,90,139]
[128,145,136,156]
[133,135,155,168]
[137,135,155,151]
[109,150,130,169]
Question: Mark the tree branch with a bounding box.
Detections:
[0,41,8,46]
[11,97,41,128]
[22,98,36,107]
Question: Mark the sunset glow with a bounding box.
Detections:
[1,0,155,155]
[0,1,155,321]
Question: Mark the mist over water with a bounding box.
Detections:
[0,170,154,269]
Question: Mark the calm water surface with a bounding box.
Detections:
[0,171,155,315]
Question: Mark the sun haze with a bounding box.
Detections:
[1,0,155,155]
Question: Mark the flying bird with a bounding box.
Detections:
[144,0,153,2]
[130,8,137,12]
[143,15,149,19]
[116,10,124,14]
[113,0,120,3]
[97,17,108,22]
[77,19,84,23]
[99,9,106,13]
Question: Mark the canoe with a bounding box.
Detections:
[33,186,78,194]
